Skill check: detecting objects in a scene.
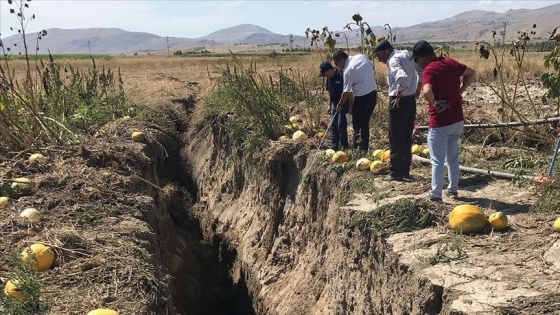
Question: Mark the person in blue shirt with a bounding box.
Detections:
[319,61,349,151]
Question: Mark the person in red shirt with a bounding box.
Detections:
[413,40,476,202]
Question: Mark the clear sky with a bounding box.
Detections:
[0,0,558,39]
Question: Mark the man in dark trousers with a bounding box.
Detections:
[332,50,377,152]
[374,40,422,181]
[319,61,349,151]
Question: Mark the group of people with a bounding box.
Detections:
[319,40,475,202]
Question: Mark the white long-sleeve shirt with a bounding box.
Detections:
[386,49,422,97]
[342,54,377,97]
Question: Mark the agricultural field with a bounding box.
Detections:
[1,41,560,315]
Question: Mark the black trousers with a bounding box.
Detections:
[330,103,349,150]
[388,95,416,178]
[352,90,377,151]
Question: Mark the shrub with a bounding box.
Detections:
[203,55,323,162]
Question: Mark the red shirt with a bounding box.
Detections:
[422,57,467,128]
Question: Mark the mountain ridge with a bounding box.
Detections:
[1,4,558,55]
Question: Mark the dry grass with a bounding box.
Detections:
[450,50,548,81]
[1,50,549,106]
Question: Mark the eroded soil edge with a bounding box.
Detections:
[177,118,443,314]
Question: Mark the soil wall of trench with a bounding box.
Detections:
[167,113,448,314]
[136,103,449,314]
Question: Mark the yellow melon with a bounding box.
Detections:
[278,135,290,142]
[369,160,384,173]
[19,208,41,222]
[289,115,300,125]
[324,149,336,159]
[0,196,8,207]
[21,243,55,272]
[3,279,24,300]
[292,130,307,141]
[315,131,325,139]
[29,153,48,163]
[488,212,508,230]
[131,131,146,142]
[380,150,391,162]
[411,144,421,155]
[554,217,560,232]
[356,158,371,171]
[372,149,383,160]
[11,177,31,189]
[422,148,430,157]
[331,151,349,164]
[449,204,488,234]
[87,309,119,315]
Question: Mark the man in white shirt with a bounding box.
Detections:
[374,40,421,181]
[332,50,378,152]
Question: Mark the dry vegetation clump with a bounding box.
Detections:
[531,178,560,213]
[348,198,447,234]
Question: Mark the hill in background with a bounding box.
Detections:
[0,3,558,55]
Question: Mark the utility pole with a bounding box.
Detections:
[289,34,293,52]
[167,36,170,57]
[212,38,215,53]
[499,22,508,45]
[87,41,91,55]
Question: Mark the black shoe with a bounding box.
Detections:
[382,174,403,182]
[427,195,443,203]
[403,174,414,182]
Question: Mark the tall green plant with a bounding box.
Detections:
[204,55,324,161]
[40,57,127,131]
[204,56,290,159]
[0,0,59,149]
[0,0,128,151]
